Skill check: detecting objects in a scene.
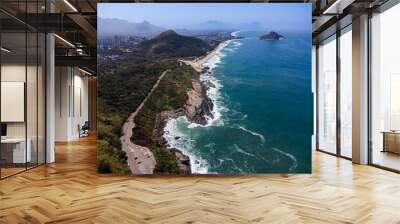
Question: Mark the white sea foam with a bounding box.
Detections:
[163,117,208,174]
[231,30,241,37]
[202,46,226,70]
[189,40,234,128]
[199,74,228,127]
[233,165,244,173]
[236,126,266,144]
[232,144,256,158]
[231,41,242,47]
[219,157,234,164]
[272,148,298,172]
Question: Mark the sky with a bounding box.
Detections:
[98,3,311,31]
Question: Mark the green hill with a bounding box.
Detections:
[137,30,211,58]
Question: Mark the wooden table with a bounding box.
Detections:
[382,131,400,154]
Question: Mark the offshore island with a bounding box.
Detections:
[259,31,285,40]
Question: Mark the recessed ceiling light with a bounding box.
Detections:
[54,34,75,48]
[322,0,354,15]
[63,0,78,12]
[1,47,11,53]
[78,67,92,76]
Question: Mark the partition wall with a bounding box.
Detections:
[316,25,352,159]
[317,34,337,155]
[0,1,47,179]
[339,26,352,159]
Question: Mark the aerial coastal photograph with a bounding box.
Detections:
[97,3,312,175]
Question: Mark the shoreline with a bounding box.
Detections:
[161,37,235,173]
[125,36,230,174]
[180,39,232,73]
[154,71,214,174]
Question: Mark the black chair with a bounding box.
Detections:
[79,121,90,138]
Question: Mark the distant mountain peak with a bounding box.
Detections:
[157,30,178,38]
[194,20,232,31]
[204,20,224,24]
[137,29,211,58]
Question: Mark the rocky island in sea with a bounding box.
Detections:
[259,31,285,40]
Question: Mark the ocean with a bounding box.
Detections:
[164,30,312,174]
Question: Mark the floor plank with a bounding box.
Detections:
[1,135,400,223]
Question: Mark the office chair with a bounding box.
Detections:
[79,121,90,138]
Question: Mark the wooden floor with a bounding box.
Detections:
[373,150,400,171]
[1,136,400,224]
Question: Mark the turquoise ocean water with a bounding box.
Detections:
[164,30,312,174]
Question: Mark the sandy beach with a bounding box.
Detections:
[180,39,231,73]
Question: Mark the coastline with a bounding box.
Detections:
[160,37,235,173]
[180,39,232,73]
[124,38,226,174]
[153,68,214,174]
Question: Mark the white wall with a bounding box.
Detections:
[312,45,316,150]
[1,63,46,164]
[55,66,70,141]
[72,72,89,138]
[1,64,42,137]
[1,64,26,139]
[54,67,89,141]
[340,29,353,158]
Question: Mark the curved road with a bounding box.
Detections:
[120,70,170,174]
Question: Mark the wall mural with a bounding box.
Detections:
[97,3,312,175]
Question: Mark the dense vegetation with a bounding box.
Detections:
[98,30,211,174]
[97,60,179,173]
[133,63,197,174]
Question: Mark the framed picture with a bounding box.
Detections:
[97,3,312,175]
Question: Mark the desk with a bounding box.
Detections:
[1,138,31,163]
[382,131,400,154]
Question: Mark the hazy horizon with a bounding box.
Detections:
[98,3,311,32]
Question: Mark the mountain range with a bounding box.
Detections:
[98,18,165,37]
[193,20,263,31]
[98,18,265,37]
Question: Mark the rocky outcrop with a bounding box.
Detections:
[153,110,184,147]
[172,149,191,174]
[259,31,285,40]
[152,70,214,174]
[153,109,191,173]
[184,79,213,125]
